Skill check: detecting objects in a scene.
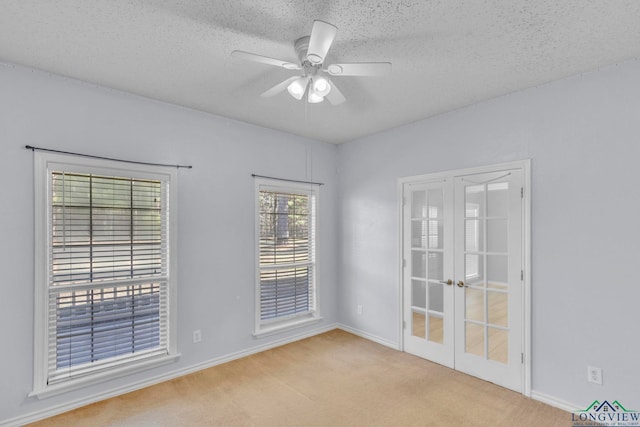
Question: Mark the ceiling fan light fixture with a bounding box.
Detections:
[312,76,331,97]
[231,19,391,106]
[287,77,309,100]
[307,90,324,104]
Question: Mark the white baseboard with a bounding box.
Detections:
[336,323,400,350]
[1,323,338,427]
[531,390,581,413]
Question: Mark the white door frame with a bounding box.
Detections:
[397,159,532,396]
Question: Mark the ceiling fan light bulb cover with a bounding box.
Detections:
[313,77,331,97]
[307,91,324,103]
[287,77,308,100]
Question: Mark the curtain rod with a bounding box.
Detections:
[25,145,193,169]
[252,174,324,186]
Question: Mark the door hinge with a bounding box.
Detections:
[521,269,524,281]
[521,353,524,364]
[403,259,406,268]
[521,187,524,198]
[403,196,407,206]
[403,320,407,329]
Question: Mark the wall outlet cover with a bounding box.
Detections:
[587,366,602,385]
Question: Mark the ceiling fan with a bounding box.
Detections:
[231,20,391,105]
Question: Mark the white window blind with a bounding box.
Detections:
[257,184,317,330]
[47,171,169,384]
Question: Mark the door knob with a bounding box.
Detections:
[440,279,453,286]
[457,280,466,288]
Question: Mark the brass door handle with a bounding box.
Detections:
[457,281,466,288]
[440,279,453,286]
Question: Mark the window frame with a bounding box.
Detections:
[31,152,179,399]
[253,178,321,338]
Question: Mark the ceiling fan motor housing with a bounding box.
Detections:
[295,36,321,72]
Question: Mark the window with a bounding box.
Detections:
[255,179,320,336]
[32,152,178,398]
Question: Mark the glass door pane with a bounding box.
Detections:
[409,187,445,342]
[426,188,445,343]
[410,189,427,338]
[462,178,510,364]
[404,180,454,368]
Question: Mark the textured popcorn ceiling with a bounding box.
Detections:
[1,1,639,143]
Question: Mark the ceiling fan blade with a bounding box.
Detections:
[231,50,300,70]
[326,79,346,106]
[260,76,300,98]
[306,20,337,64]
[325,62,392,76]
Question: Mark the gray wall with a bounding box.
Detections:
[337,60,640,408]
[0,62,338,422]
[2,57,639,422]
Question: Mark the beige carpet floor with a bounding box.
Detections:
[29,329,570,426]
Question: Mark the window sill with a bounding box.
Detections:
[253,316,323,339]
[30,353,180,399]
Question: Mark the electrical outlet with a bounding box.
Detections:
[357,305,363,315]
[587,366,602,385]
[193,329,202,343]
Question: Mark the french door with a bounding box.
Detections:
[403,178,454,368]
[402,163,527,392]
